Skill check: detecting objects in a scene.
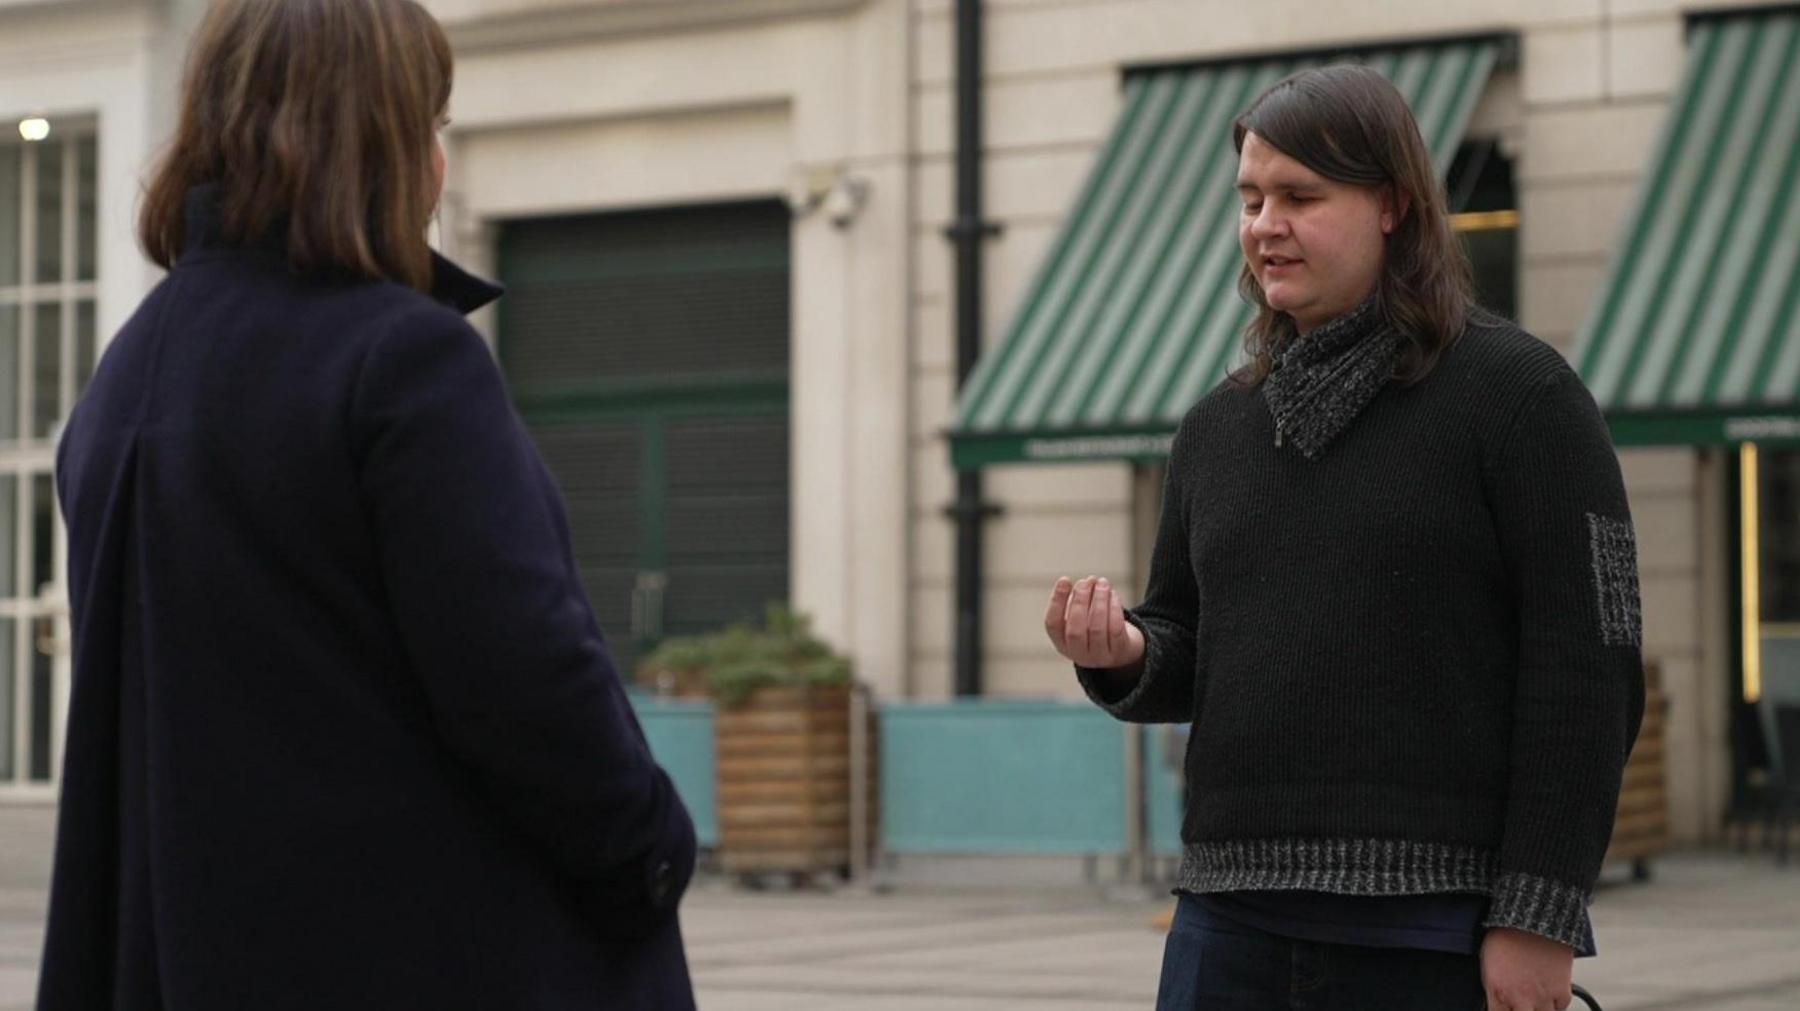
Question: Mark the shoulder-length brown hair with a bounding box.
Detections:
[1232,63,1474,385]
[140,0,452,292]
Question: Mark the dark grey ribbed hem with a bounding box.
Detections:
[1176,841,1594,951]
[1484,871,1592,950]
[1177,839,1499,896]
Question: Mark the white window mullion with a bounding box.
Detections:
[11,144,33,786]
[60,134,76,430]
[8,477,23,785]
[47,136,79,779]
[18,143,35,443]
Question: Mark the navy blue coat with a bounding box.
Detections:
[40,191,697,1010]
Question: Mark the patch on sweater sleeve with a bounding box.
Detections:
[1588,513,1642,648]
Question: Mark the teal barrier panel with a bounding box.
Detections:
[879,700,1128,854]
[629,695,718,848]
[1143,724,1186,856]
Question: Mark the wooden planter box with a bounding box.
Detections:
[1607,661,1670,879]
[714,684,877,880]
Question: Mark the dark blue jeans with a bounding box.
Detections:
[1157,895,1487,1011]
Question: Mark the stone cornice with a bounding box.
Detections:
[439,0,871,53]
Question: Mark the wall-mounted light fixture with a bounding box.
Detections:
[18,118,50,142]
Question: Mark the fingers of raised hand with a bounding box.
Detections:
[1043,577,1073,653]
[1091,579,1117,660]
[1107,581,1129,651]
[1065,577,1095,658]
[1047,576,1129,666]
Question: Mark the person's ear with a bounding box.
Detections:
[1379,186,1410,235]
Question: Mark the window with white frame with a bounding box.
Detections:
[0,118,98,790]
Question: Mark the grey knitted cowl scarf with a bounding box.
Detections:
[1262,296,1402,460]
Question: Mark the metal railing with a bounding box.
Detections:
[630,692,1185,880]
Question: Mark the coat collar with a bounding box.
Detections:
[426,250,504,315]
[180,184,503,316]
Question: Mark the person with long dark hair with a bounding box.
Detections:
[40,1,697,1007]
[1047,65,1643,1011]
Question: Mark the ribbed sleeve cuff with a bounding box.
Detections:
[1483,871,1591,949]
[1074,613,1160,719]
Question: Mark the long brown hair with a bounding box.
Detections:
[139,0,452,291]
[1232,64,1474,385]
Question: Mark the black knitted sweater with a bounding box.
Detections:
[1078,313,1646,949]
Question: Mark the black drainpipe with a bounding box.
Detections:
[948,0,1000,697]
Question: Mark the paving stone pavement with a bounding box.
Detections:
[0,803,52,1011]
[4,805,1799,1009]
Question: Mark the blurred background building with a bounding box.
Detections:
[2,0,1797,856]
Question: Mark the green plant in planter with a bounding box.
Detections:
[634,633,716,697]
[637,604,852,707]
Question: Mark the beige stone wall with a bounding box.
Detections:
[907,0,1732,838]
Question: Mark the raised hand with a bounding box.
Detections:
[1044,575,1146,672]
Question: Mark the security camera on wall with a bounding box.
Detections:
[783,166,868,228]
[823,176,869,229]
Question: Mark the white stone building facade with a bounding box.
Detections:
[4,0,1793,848]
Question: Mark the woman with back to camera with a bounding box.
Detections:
[39,1,697,1007]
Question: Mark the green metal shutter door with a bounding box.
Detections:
[527,422,641,664]
[663,415,790,638]
[498,201,791,674]
[499,202,790,387]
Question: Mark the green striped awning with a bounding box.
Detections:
[1574,10,1800,448]
[948,39,1502,468]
